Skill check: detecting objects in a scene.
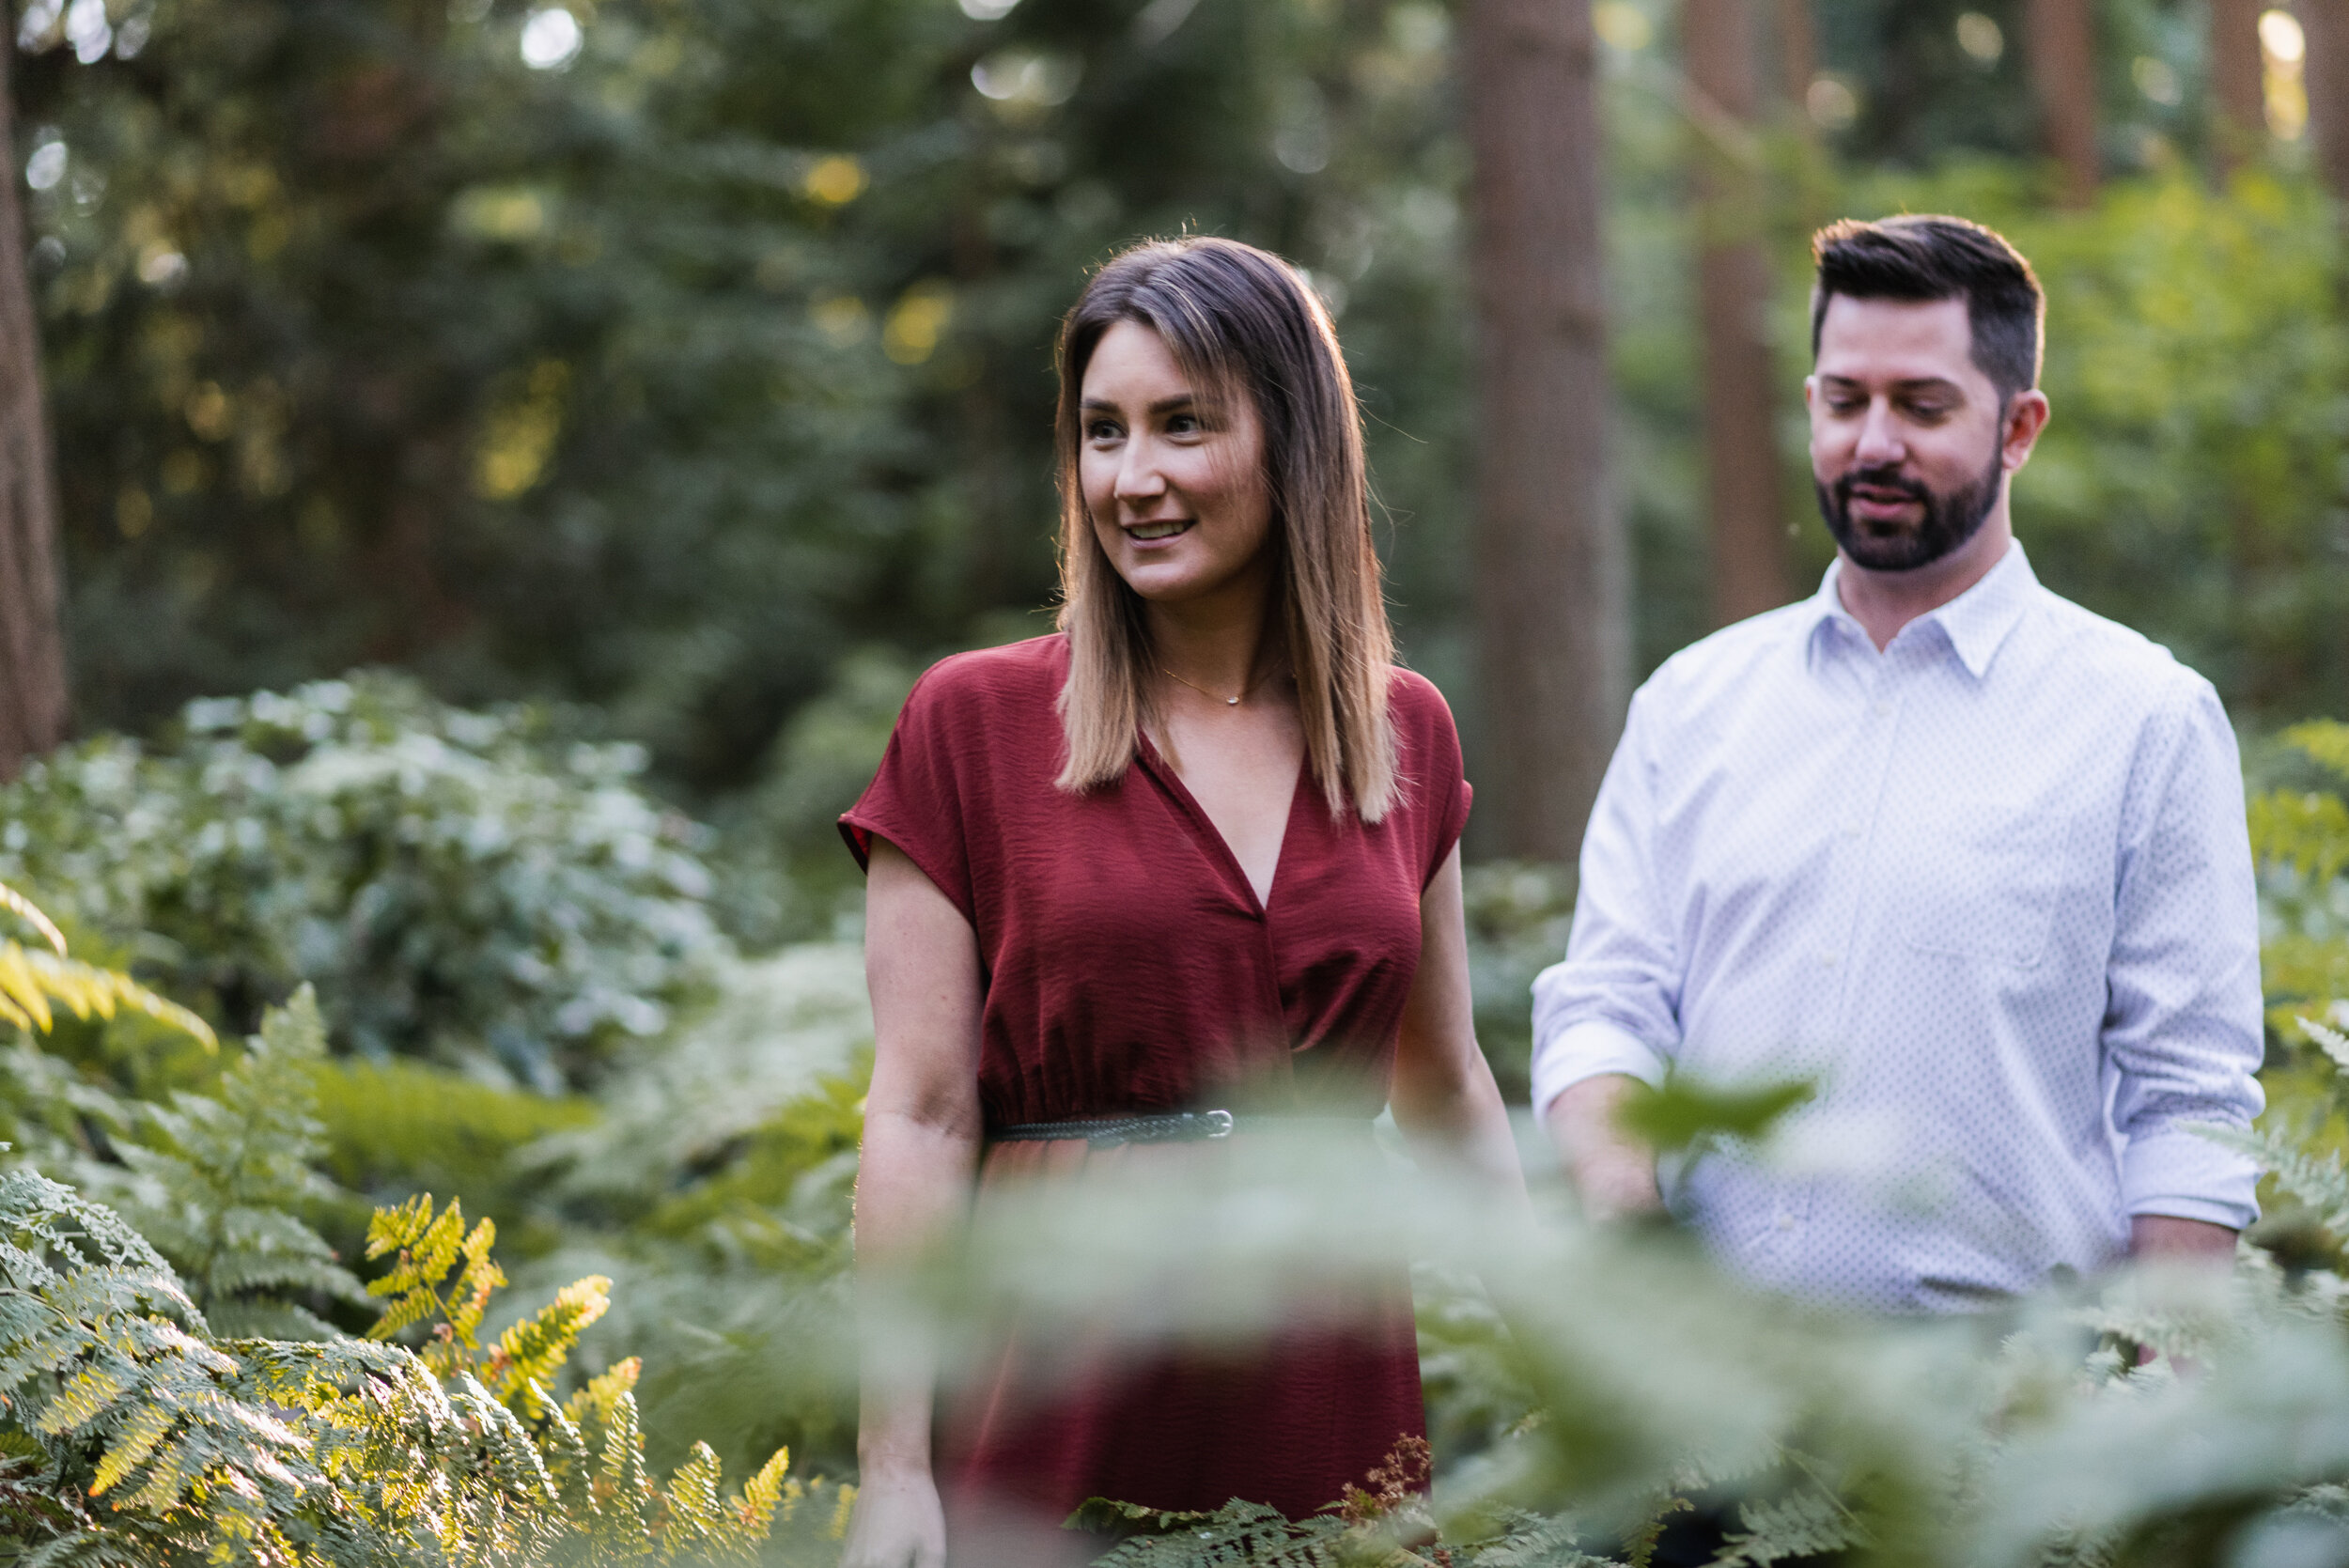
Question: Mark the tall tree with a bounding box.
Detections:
[1463,0,1627,861]
[2211,0,2267,167]
[2025,0,2100,205]
[2300,0,2349,202]
[1686,0,1789,626]
[0,41,66,777]
[1773,0,1818,129]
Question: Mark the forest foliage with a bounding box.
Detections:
[9,0,2349,1563]
[19,0,2349,871]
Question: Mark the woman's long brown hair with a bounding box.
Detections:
[1050,236,1399,822]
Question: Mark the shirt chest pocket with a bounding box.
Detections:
[1899,797,2071,969]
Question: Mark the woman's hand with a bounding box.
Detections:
[840,1464,947,1568]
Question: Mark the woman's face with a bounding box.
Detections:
[1078,319,1274,612]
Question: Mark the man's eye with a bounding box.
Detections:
[1905,403,1952,421]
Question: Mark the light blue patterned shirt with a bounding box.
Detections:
[1531,543,2265,1312]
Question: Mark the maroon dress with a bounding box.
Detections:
[840,634,1471,1540]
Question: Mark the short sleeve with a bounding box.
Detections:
[1395,670,1472,889]
[838,667,978,924]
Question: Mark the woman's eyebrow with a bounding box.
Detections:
[1079,394,1198,413]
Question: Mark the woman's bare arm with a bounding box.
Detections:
[840,840,986,1568]
[1388,846,1530,1209]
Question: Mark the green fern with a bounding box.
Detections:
[1712,1487,1868,1566]
[1450,1511,1612,1566]
[363,1190,510,1371]
[0,880,215,1050]
[2206,1124,2349,1236]
[1078,1498,1353,1566]
[112,986,367,1339]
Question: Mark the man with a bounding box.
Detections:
[1532,215,2263,1312]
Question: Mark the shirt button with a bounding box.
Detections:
[1872,700,1892,718]
[1818,950,1840,967]
[1841,822,1861,839]
[1775,1214,1796,1232]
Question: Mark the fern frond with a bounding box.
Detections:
[87,1401,175,1497]
[1452,1510,1609,1566]
[739,1445,792,1533]
[2201,1125,2349,1235]
[564,1353,642,1433]
[1082,1498,1352,1566]
[488,1274,609,1415]
[32,1360,135,1436]
[0,941,214,1048]
[2304,1017,2349,1075]
[366,1193,436,1259]
[1714,1488,1869,1566]
[0,881,67,957]
[443,1215,502,1349]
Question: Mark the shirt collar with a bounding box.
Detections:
[1804,540,2038,679]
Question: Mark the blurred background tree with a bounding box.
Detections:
[7,0,2348,884]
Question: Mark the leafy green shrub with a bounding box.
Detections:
[1462,862,1576,1105]
[0,672,729,1090]
[516,942,873,1482]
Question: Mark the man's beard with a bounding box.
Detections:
[1814,442,2004,572]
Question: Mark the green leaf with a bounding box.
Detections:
[1616,1073,1816,1154]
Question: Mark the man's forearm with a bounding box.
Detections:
[2129,1212,2238,1264]
[1542,1073,1664,1220]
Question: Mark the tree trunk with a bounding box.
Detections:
[1464,0,1626,862]
[0,40,67,777]
[2300,0,2349,202]
[2210,0,2266,168]
[1773,0,1818,126]
[2025,0,2100,206]
[1687,0,1789,626]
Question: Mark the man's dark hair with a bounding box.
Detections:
[1809,215,2045,399]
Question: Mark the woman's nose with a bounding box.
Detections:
[1114,439,1166,500]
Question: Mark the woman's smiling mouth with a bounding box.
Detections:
[1125,519,1194,542]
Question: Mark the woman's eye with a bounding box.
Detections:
[1165,413,1201,435]
[1087,420,1122,442]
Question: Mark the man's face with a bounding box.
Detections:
[1807,294,2033,573]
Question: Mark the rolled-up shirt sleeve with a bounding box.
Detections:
[1531,687,1683,1119]
[2103,680,2266,1230]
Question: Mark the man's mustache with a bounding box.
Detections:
[1833,467,1930,505]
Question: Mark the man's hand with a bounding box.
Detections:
[2129,1213,2238,1265]
[1544,1074,1665,1222]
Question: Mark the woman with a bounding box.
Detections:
[838,236,1525,1568]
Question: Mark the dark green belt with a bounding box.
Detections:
[988,1110,1372,1151]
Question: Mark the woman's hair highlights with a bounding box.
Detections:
[1050,236,1399,821]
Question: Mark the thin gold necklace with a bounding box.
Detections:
[1160,664,1272,707]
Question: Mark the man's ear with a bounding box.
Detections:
[2000,389,2051,472]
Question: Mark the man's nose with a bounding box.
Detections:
[1853,398,1906,466]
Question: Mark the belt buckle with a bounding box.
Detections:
[1201,1109,1235,1140]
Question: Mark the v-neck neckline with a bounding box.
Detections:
[1138,732,1308,917]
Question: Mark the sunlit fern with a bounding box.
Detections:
[0,877,213,1047]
